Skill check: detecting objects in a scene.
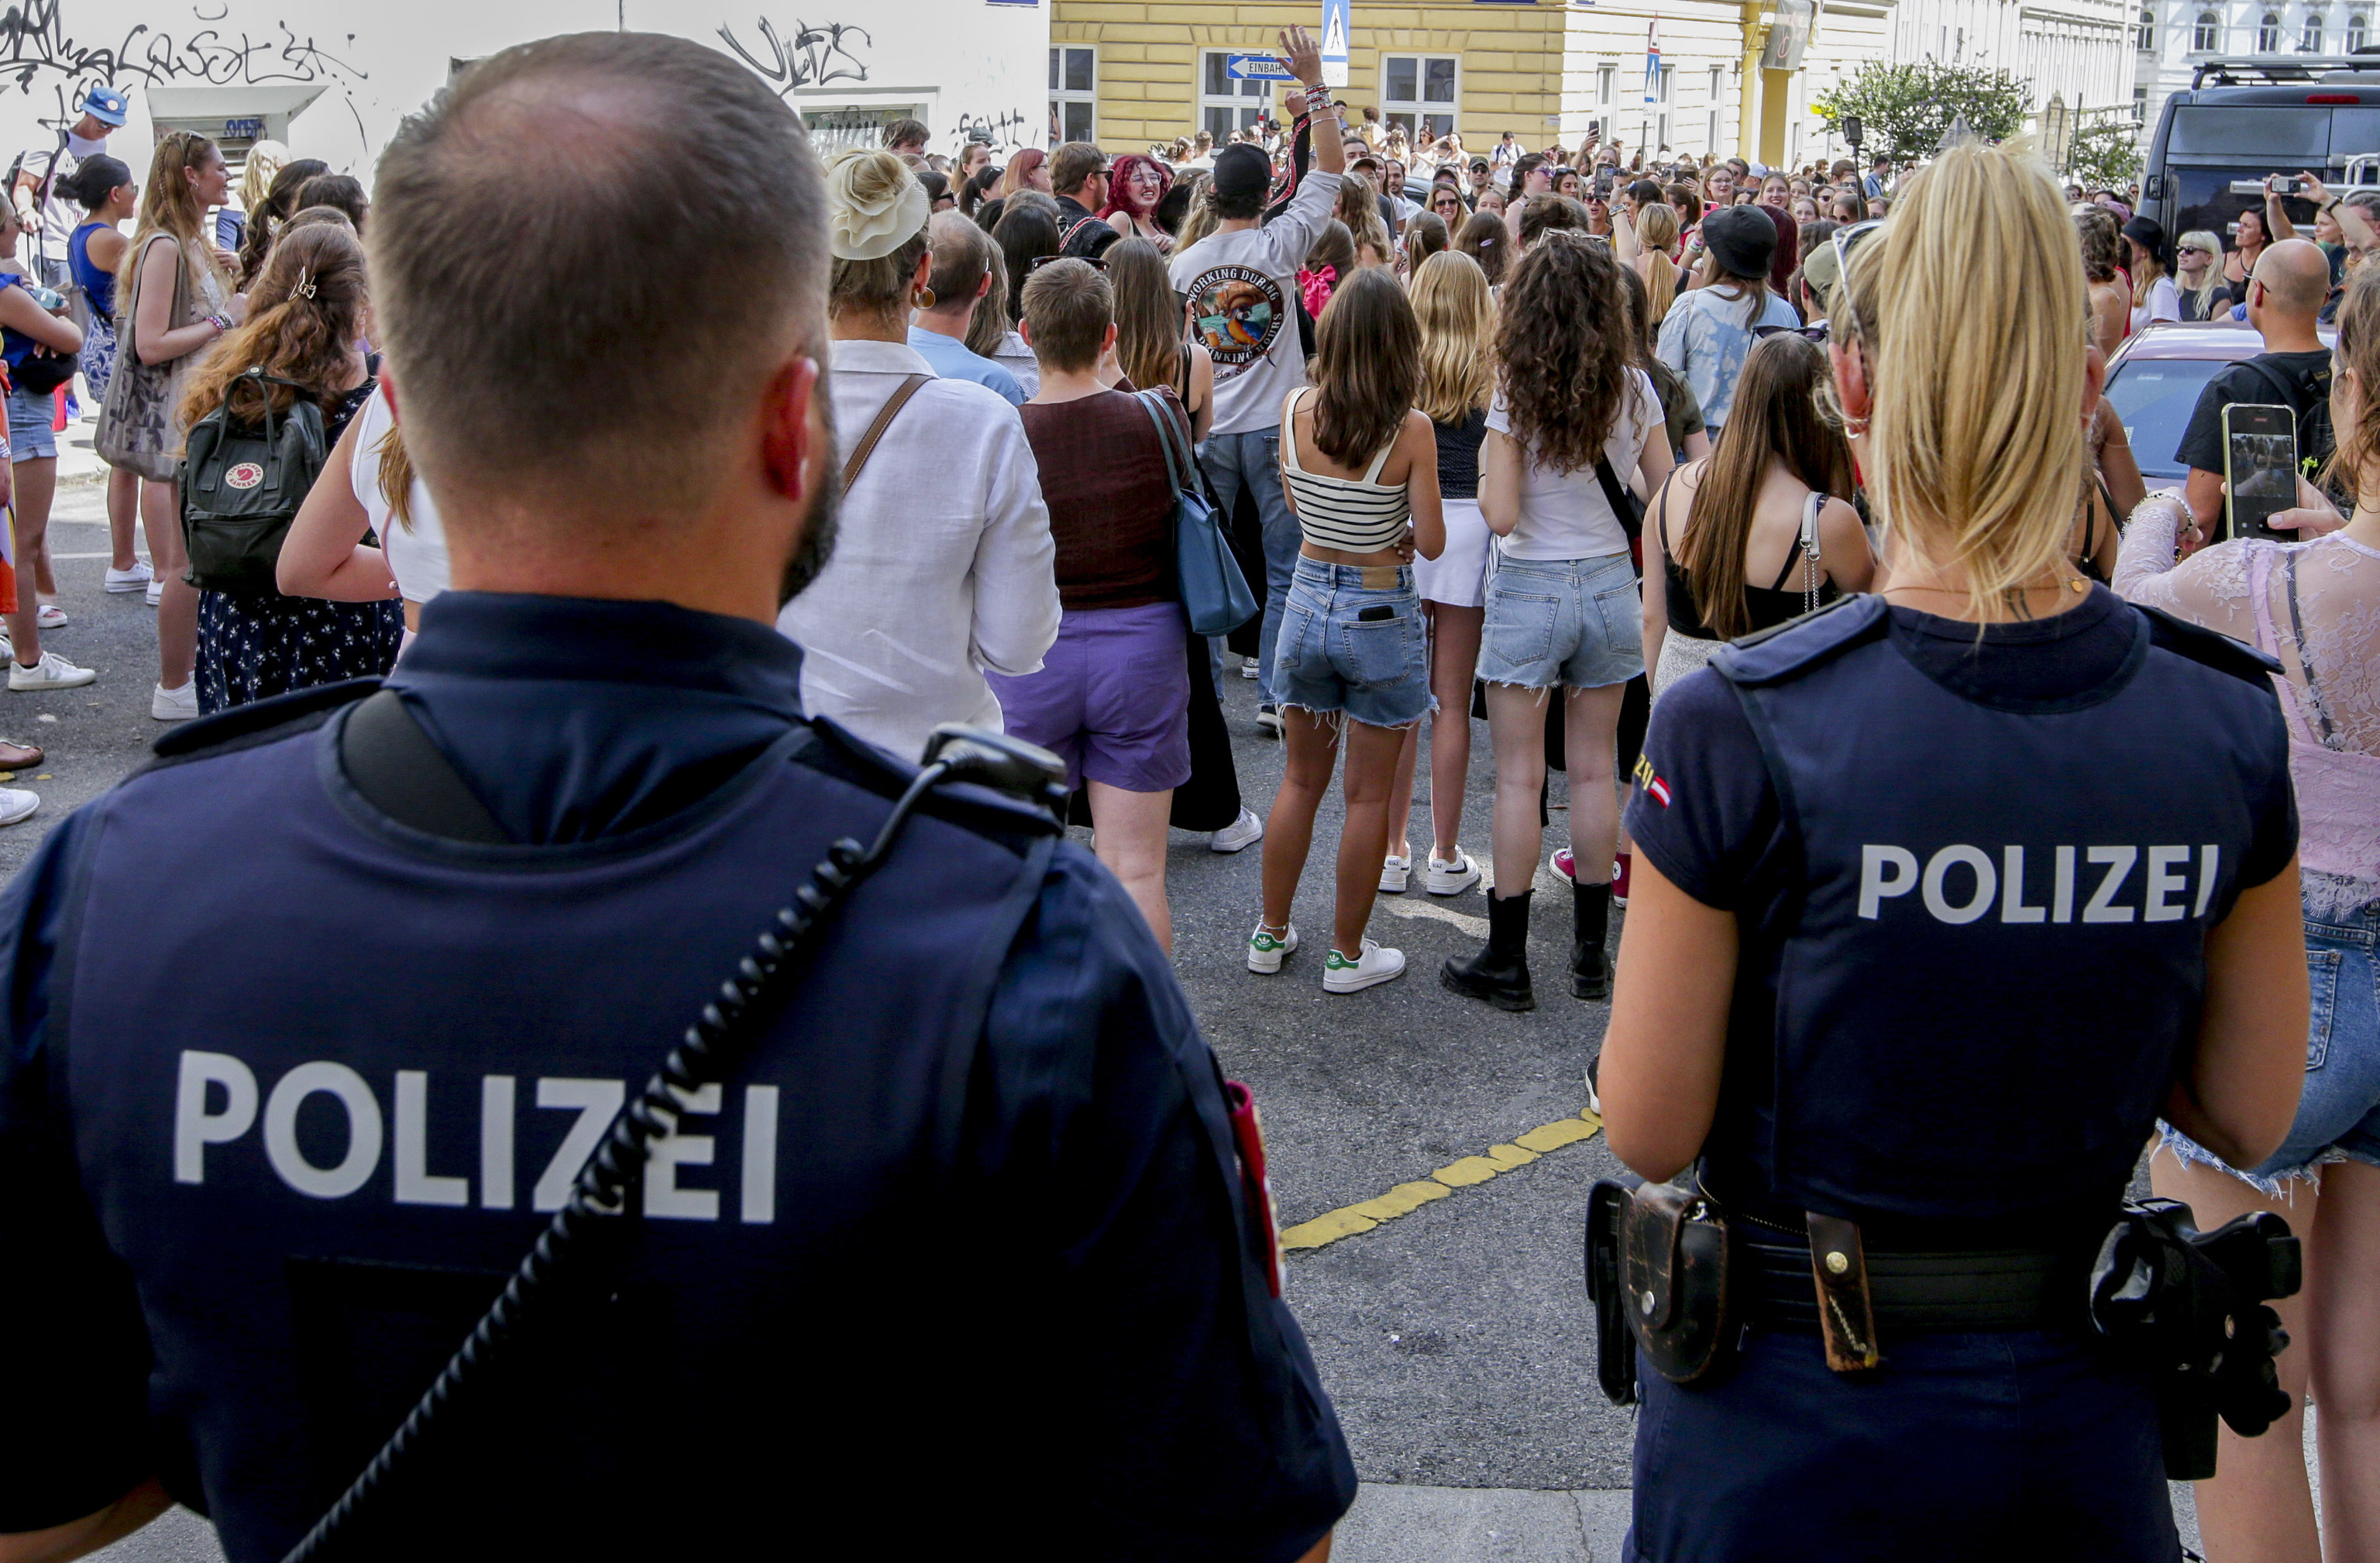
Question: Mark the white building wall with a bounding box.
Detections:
[1890,0,2134,119]
[2135,0,2378,134]
[0,0,1047,184]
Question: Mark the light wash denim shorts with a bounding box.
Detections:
[2164,880,2380,1192]
[1474,550,1645,691]
[5,384,55,460]
[1271,556,1432,729]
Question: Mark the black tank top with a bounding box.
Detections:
[1658,478,1838,639]
[1433,409,1488,500]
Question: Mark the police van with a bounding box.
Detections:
[2141,56,2380,250]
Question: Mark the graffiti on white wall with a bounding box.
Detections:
[0,0,365,126]
[715,15,872,95]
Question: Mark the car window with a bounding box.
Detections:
[2106,357,2226,478]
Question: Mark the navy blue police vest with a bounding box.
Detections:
[38,685,1233,1561]
[1708,595,2292,1227]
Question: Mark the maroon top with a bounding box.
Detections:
[1019,387,1185,612]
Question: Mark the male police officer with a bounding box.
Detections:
[0,34,1353,1563]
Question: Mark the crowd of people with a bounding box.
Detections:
[0,33,2371,1561]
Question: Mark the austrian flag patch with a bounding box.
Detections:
[1632,754,1670,807]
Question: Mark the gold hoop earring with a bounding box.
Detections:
[912,284,937,309]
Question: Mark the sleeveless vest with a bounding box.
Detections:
[1708,596,2291,1224]
[50,691,1065,1559]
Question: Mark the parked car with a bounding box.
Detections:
[2141,56,2380,260]
[2103,319,2336,484]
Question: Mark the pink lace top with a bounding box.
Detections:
[2116,499,2380,916]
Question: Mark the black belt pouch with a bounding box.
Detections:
[1588,1175,1742,1403]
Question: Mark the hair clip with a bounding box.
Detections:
[293,267,317,300]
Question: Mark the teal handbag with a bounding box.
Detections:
[1137,388,1256,635]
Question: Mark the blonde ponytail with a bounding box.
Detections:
[1848,141,2086,617]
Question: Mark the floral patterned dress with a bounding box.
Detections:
[194,382,406,713]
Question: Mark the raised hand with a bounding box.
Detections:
[1276,24,1322,88]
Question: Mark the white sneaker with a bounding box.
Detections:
[1247,920,1299,974]
[104,561,153,594]
[143,579,163,608]
[151,680,198,720]
[35,603,67,629]
[1426,850,1482,896]
[1323,938,1406,993]
[1209,807,1264,854]
[1240,656,1261,680]
[9,650,94,691]
[1255,704,1284,738]
[1378,850,1412,893]
[0,786,36,827]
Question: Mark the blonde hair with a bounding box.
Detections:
[2179,229,2227,318]
[1635,202,1680,324]
[1844,141,2086,617]
[1411,251,1494,424]
[238,140,288,216]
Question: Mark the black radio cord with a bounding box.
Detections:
[277,760,955,1563]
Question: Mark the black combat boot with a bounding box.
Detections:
[1570,880,1613,1001]
[1441,888,1536,1011]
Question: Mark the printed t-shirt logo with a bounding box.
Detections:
[225,461,266,491]
[1187,263,1285,378]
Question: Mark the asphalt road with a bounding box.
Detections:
[14,476,1633,1498]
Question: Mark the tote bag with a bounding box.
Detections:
[1136,388,1255,635]
[96,232,196,483]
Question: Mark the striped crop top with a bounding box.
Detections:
[1281,388,1412,553]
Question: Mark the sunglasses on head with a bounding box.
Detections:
[1830,219,1884,343]
[1027,252,1106,272]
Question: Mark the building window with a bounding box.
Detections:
[2133,85,2150,122]
[1199,50,1270,141]
[2305,11,2327,50]
[1381,54,1457,139]
[1598,64,1616,110]
[2258,12,2282,50]
[1706,66,1724,153]
[2352,10,2370,48]
[2136,5,2156,50]
[1049,46,1095,143]
[2193,9,2222,50]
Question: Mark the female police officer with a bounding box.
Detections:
[1597,139,2311,1560]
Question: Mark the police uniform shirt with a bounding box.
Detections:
[0,593,1355,1561]
[1624,587,2297,1235]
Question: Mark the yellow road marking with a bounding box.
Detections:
[1281,1107,1604,1252]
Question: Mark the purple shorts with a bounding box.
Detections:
[989,601,1192,793]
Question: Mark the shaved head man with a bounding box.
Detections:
[2177,236,2335,542]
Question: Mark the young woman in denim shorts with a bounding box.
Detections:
[2120,267,2380,1558]
[1443,232,1673,1012]
[1249,269,1446,993]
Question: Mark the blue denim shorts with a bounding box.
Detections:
[1271,556,1432,729]
[2163,881,2380,1192]
[5,385,55,461]
[1474,550,1645,691]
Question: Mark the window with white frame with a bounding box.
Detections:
[1381,54,1458,139]
[2193,9,2222,50]
[2136,6,2156,50]
[1598,64,1617,113]
[1199,50,1271,141]
[2257,12,2282,50]
[2352,10,2371,49]
[1050,46,1095,143]
[2133,85,2149,122]
[2304,9,2327,50]
[1708,65,1724,153]
[1654,58,1671,154]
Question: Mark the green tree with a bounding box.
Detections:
[2065,118,2145,191]
[1812,57,2035,162]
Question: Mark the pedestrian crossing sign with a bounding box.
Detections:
[1321,0,1350,88]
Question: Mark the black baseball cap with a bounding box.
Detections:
[1701,206,1778,280]
[1212,143,1272,198]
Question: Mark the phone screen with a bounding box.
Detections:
[2222,402,2299,543]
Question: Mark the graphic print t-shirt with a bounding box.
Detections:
[1168,168,1342,438]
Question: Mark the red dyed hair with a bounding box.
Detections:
[1097,153,1170,222]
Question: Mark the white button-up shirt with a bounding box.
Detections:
[779,339,1060,762]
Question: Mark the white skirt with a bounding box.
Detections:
[1415,496,1491,608]
[1651,630,1721,702]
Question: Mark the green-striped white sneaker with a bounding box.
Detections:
[1247,921,1299,974]
[1323,938,1406,993]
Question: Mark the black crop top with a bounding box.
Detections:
[1659,484,1839,640]
[1433,410,1488,501]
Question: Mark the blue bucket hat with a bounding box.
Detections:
[80,87,128,127]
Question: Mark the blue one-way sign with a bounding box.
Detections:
[1226,53,1296,81]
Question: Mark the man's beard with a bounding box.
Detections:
[776,379,841,608]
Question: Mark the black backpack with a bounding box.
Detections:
[2237,354,2336,482]
[179,367,329,594]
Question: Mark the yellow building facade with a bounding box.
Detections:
[1050,0,1898,169]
